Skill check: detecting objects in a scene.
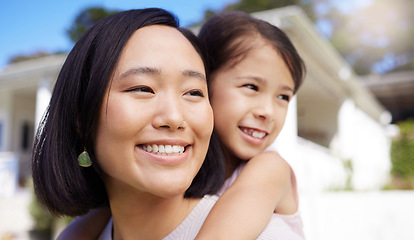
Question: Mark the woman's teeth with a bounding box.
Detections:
[140,144,185,155]
[242,128,266,139]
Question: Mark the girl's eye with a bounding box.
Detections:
[185,90,204,97]
[242,84,259,91]
[278,94,290,102]
[125,86,154,93]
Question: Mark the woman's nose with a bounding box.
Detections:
[152,95,186,130]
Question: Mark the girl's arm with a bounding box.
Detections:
[195,151,297,240]
[56,207,111,240]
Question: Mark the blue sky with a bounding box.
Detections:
[0,0,236,70]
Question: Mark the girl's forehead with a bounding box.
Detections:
[224,38,279,70]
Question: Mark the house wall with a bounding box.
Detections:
[273,97,349,193]
[11,92,36,178]
[334,99,391,190]
[275,97,390,193]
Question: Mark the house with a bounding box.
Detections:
[0,6,392,197]
[0,54,65,195]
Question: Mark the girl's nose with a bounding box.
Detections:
[253,99,274,121]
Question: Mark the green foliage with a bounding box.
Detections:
[67,7,119,43]
[225,0,303,13]
[27,179,74,237]
[196,0,311,25]
[390,119,414,189]
[8,51,53,64]
[329,158,354,191]
[27,180,54,232]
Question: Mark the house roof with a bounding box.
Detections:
[361,70,414,123]
[0,54,66,93]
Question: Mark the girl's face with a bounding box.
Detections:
[94,25,213,199]
[209,40,294,161]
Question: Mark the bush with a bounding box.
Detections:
[27,179,73,238]
[390,119,414,189]
[27,180,54,238]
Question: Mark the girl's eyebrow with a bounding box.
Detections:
[117,67,206,82]
[237,75,294,93]
[280,84,294,93]
[236,75,264,84]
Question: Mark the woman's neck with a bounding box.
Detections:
[108,187,200,240]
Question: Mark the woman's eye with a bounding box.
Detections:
[278,94,290,102]
[242,84,259,91]
[126,86,154,93]
[186,90,204,97]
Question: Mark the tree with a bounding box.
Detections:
[8,51,54,64]
[313,0,414,75]
[197,0,311,25]
[224,0,305,13]
[67,7,119,43]
[8,7,118,64]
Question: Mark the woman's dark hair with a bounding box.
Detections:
[198,11,306,93]
[32,8,224,217]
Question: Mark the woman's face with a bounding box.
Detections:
[209,40,294,161]
[95,25,213,198]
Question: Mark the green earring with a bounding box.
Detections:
[78,148,92,167]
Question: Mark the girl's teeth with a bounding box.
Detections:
[242,128,266,139]
[140,144,185,155]
[252,131,266,139]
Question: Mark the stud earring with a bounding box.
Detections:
[78,148,92,167]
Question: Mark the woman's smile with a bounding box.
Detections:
[136,143,191,166]
[139,143,186,155]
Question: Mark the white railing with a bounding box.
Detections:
[0,152,19,197]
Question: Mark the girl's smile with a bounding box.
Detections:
[239,126,268,140]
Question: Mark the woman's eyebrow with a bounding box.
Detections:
[117,67,161,81]
[117,67,205,82]
[182,70,206,82]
